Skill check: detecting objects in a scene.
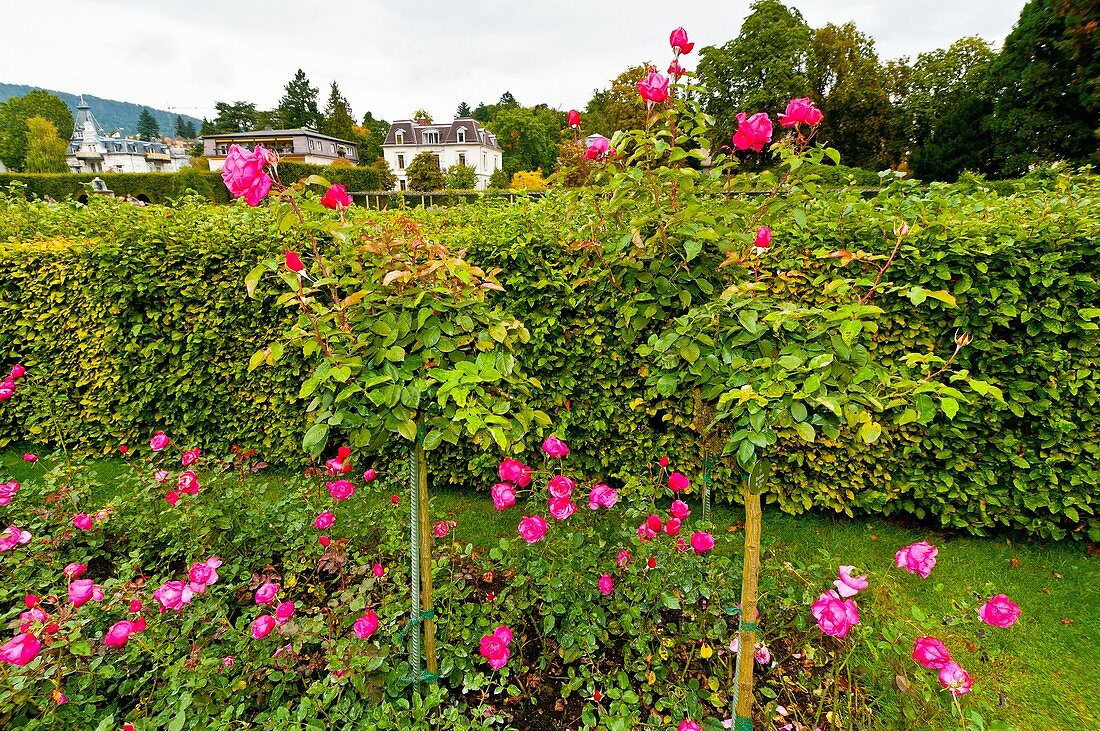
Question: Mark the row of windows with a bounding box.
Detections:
[394,128,470,145]
[394,152,494,171]
[213,141,351,157]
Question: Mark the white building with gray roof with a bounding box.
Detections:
[67,97,190,174]
[383,118,502,190]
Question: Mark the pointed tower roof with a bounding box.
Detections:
[71,95,106,141]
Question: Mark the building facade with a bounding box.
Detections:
[382,119,502,190]
[67,97,190,174]
[202,129,358,170]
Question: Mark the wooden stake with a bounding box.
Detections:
[734,484,763,727]
[416,443,437,675]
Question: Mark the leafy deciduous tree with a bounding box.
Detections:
[444,164,478,190]
[23,116,69,173]
[488,106,561,177]
[406,151,444,190]
[0,89,74,171]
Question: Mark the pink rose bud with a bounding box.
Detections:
[754,225,772,249]
[68,579,103,608]
[63,563,86,579]
[23,453,37,463]
[390,494,399,505]
[119,445,129,454]
[363,468,377,482]
[372,563,385,577]
[895,221,910,237]
[664,517,682,536]
[275,601,295,625]
[669,27,694,54]
[567,110,581,128]
[978,594,1021,628]
[320,183,352,210]
[254,582,280,605]
[668,59,686,77]
[10,364,26,379]
[318,535,331,548]
[658,455,670,467]
[72,514,94,531]
[165,490,180,506]
[285,250,305,273]
[129,599,143,613]
[678,721,701,731]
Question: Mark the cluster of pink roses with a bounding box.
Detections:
[479,625,513,669]
[811,565,867,638]
[152,556,220,614]
[0,524,32,553]
[636,27,696,107]
[0,363,26,402]
[313,445,377,547]
[104,601,147,649]
[221,142,353,212]
[251,582,296,640]
[731,96,824,154]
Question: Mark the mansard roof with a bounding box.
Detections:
[384,118,499,149]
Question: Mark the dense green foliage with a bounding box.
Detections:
[406,152,445,191]
[277,69,323,130]
[0,173,1097,540]
[0,89,74,172]
[22,118,68,174]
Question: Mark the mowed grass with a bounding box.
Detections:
[2,449,1096,730]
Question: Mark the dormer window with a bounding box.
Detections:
[457,127,466,143]
[424,131,440,144]
[395,131,404,145]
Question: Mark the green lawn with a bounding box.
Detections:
[2,450,1096,730]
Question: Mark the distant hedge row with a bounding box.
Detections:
[0,175,1097,540]
[0,163,383,205]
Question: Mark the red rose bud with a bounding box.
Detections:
[568,109,581,128]
[318,535,331,548]
[670,27,694,55]
[285,250,305,273]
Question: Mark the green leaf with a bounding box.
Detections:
[248,348,267,373]
[679,342,701,364]
[859,421,882,444]
[302,423,329,454]
[244,261,267,298]
[69,640,93,657]
[660,592,681,610]
[794,422,816,443]
[939,396,959,419]
[397,420,418,442]
[684,240,703,262]
[656,374,679,396]
[168,708,187,731]
[422,429,444,451]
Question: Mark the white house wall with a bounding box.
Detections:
[384,144,502,190]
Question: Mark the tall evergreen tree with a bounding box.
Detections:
[174,115,197,139]
[472,102,492,124]
[200,117,216,136]
[497,91,519,107]
[323,81,356,140]
[278,69,323,129]
[987,0,1097,175]
[456,101,473,118]
[136,108,160,140]
[212,101,259,133]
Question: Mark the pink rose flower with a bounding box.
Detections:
[104,619,139,648]
[677,537,688,552]
[318,535,331,547]
[518,515,548,543]
[154,470,170,484]
[938,661,973,696]
[637,514,662,540]
[668,472,690,492]
[664,518,682,536]
[588,483,619,510]
[833,565,869,598]
[10,364,26,379]
[658,455,670,467]
[23,453,37,463]
[542,435,570,458]
[670,499,691,520]
[598,573,614,595]
[180,448,201,467]
[221,144,273,206]
[637,70,670,103]
[63,563,86,579]
[165,490,180,506]
[119,445,129,454]
[978,594,1021,628]
[372,563,385,577]
[72,513,94,531]
[433,520,455,538]
[498,458,532,487]
[547,475,575,498]
[568,110,581,128]
[251,614,276,640]
[0,633,41,666]
[754,643,772,665]
[679,721,701,731]
[810,590,859,638]
[669,27,694,55]
[585,136,611,161]
[275,601,295,625]
[690,531,715,554]
[754,225,772,249]
[354,609,379,639]
[895,541,938,578]
[177,470,200,495]
[778,97,824,128]
[327,479,355,501]
[616,550,631,569]
[0,387,13,402]
[548,496,577,521]
[732,112,773,152]
[320,183,352,210]
[153,580,194,612]
[222,656,235,667]
[187,556,222,593]
[0,480,20,505]
[363,468,377,482]
[0,525,32,552]
[479,626,512,669]
[491,482,517,510]
[254,582,279,605]
[325,458,351,475]
[647,556,657,569]
[68,579,104,608]
[149,431,170,452]
[129,599,143,613]
[912,636,952,669]
[313,511,335,530]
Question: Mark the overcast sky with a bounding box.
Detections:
[3,0,1026,123]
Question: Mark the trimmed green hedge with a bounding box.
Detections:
[0,163,382,205]
[0,177,1097,540]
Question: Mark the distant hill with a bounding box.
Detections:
[0,83,203,138]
